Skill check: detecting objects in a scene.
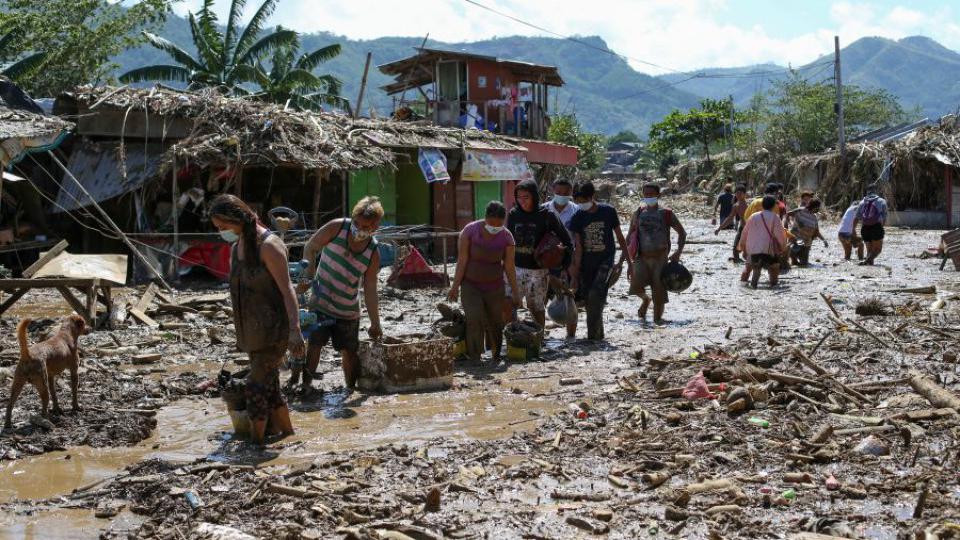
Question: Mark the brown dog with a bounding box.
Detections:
[4,315,88,429]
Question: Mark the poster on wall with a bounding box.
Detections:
[461,149,534,182]
[417,147,451,184]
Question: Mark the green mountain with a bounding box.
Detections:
[657,35,960,120]
[112,15,700,136]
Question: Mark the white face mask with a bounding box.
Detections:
[643,197,659,206]
[485,224,504,234]
[553,195,571,206]
[350,222,373,241]
[219,229,239,243]
[579,201,595,211]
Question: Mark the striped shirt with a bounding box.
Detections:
[309,219,377,320]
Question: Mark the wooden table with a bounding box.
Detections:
[0,278,116,328]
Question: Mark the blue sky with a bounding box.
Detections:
[173,0,960,74]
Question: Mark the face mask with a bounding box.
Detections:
[553,195,571,206]
[351,223,373,241]
[220,229,239,243]
[643,197,659,206]
[485,224,504,234]
[579,201,595,211]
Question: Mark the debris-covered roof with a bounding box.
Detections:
[0,104,73,168]
[62,86,396,173]
[59,86,532,174]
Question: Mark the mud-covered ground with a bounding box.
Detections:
[1,202,959,539]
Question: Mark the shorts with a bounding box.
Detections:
[750,253,780,269]
[838,233,863,247]
[506,267,549,312]
[861,223,885,242]
[308,314,360,354]
[245,344,287,421]
[629,253,668,304]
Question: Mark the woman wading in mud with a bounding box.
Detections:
[210,195,305,445]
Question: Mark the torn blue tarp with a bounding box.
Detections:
[52,140,163,213]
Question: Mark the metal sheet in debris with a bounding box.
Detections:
[53,140,163,213]
[32,252,128,285]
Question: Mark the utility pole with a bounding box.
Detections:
[728,94,735,162]
[354,52,373,119]
[834,36,846,165]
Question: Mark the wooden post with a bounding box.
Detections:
[312,168,324,228]
[171,157,179,279]
[834,36,846,167]
[234,165,243,198]
[354,52,373,119]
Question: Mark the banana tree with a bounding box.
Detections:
[0,30,47,80]
[249,30,348,111]
[119,0,296,93]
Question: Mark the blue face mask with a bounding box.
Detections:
[643,197,659,206]
[351,222,374,241]
[220,230,239,243]
[553,195,571,206]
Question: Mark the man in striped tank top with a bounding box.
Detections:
[296,197,384,391]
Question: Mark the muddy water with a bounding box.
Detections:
[0,383,553,538]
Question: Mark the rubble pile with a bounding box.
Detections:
[11,291,955,539]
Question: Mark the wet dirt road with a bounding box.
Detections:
[0,218,956,538]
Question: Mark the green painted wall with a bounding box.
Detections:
[349,168,396,224]
[395,162,431,225]
[473,181,501,219]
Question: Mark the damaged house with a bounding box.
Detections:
[41,82,575,283]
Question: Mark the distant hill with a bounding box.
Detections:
[657,35,960,121]
[112,15,701,136]
[112,17,960,136]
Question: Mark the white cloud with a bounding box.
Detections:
[172,0,960,74]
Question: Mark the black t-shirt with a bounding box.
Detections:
[570,204,620,267]
[506,207,571,269]
[717,192,734,217]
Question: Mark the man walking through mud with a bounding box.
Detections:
[627,183,686,326]
[569,181,631,340]
[294,197,384,393]
[714,185,748,263]
[852,183,888,266]
[543,179,579,339]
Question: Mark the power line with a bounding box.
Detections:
[460,0,685,74]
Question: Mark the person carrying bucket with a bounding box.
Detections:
[626,183,686,326]
[210,195,303,445]
[296,197,385,392]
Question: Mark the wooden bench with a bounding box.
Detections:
[0,277,115,327]
[941,229,960,271]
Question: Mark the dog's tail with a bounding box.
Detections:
[16,318,31,363]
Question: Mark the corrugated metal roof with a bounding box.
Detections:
[53,140,162,214]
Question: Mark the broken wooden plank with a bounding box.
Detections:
[908,372,960,410]
[129,308,159,328]
[135,282,158,313]
[22,239,69,278]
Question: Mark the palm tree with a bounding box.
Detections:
[0,29,47,81]
[248,30,347,111]
[118,0,297,93]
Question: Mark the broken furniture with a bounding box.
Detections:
[357,334,454,393]
[941,229,960,270]
[0,240,127,328]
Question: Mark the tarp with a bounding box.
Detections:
[417,148,450,183]
[53,140,163,214]
[461,149,534,182]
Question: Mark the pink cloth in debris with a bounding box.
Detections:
[682,372,716,400]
